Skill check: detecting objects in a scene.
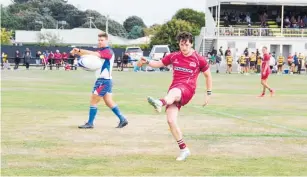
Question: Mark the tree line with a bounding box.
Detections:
[1,0,205,51]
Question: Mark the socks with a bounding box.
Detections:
[111,105,126,122]
[87,106,98,125]
[177,139,186,150]
[159,99,167,106]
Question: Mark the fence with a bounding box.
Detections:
[202,27,307,37]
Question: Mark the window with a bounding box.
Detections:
[248,42,256,49]
[227,41,235,48]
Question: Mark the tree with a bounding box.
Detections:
[0,28,13,45]
[37,31,63,46]
[81,17,127,38]
[143,24,161,36]
[172,8,205,28]
[128,25,144,39]
[150,19,197,51]
[123,16,146,33]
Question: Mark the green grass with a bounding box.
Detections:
[1,70,307,176]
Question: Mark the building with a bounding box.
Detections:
[195,0,307,57]
[15,28,150,47]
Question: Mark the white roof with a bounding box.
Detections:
[15,28,150,46]
[207,0,307,7]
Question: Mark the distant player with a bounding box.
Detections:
[226,52,233,74]
[70,32,128,129]
[259,46,275,97]
[239,55,246,74]
[250,52,256,73]
[277,55,284,74]
[137,32,212,161]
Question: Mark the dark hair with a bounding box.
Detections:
[176,31,193,44]
[98,32,108,39]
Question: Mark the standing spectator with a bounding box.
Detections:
[48,51,54,70]
[293,52,299,73]
[35,51,41,67]
[269,53,276,73]
[54,50,62,70]
[276,15,281,27]
[256,55,262,74]
[116,56,122,71]
[225,47,231,57]
[244,48,249,57]
[303,15,307,27]
[14,50,21,70]
[62,52,68,67]
[23,49,32,70]
[2,52,10,70]
[277,55,284,74]
[287,53,294,74]
[298,53,304,74]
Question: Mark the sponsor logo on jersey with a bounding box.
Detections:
[189,62,196,67]
[174,66,193,73]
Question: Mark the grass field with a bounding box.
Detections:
[1,69,307,176]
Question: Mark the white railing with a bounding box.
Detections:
[202,27,307,38]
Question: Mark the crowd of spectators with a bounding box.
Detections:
[1,48,78,70]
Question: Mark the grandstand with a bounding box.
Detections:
[195,0,307,58]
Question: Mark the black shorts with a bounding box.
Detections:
[278,64,283,68]
[250,61,256,67]
[240,64,246,67]
[227,64,232,67]
[270,66,273,70]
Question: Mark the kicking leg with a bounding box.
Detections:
[103,93,128,128]
[166,104,190,161]
[147,88,181,113]
[78,94,101,129]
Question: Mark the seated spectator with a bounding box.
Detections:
[303,15,307,27]
[291,16,297,27]
[298,19,305,28]
[246,14,251,24]
[284,16,291,28]
[276,15,281,27]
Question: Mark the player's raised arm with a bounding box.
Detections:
[137,57,165,68]
[138,53,173,68]
[70,48,101,58]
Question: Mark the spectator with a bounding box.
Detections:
[303,15,307,27]
[2,52,9,70]
[54,50,62,70]
[23,49,32,70]
[245,14,251,24]
[284,16,291,28]
[276,15,281,27]
[14,50,21,70]
[244,48,249,57]
[298,19,305,28]
[48,51,54,70]
[35,51,41,67]
[293,52,299,73]
[62,52,68,66]
[219,46,223,56]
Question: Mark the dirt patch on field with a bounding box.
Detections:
[3,114,306,159]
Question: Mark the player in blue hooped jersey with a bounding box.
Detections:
[70,32,128,129]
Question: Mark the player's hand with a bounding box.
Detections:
[70,48,79,55]
[137,57,148,67]
[202,95,210,107]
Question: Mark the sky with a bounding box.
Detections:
[0,0,206,26]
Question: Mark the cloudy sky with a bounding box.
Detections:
[0,0,206,26]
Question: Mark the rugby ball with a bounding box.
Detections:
[78,55,102,71]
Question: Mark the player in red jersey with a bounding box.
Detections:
[259,46,275,97]
[138,32,212,161]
